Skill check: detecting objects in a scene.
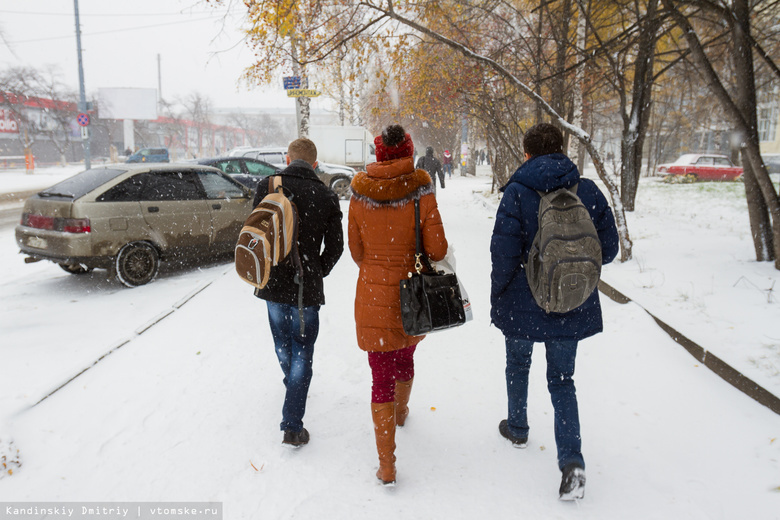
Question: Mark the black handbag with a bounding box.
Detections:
[399,199,466,335]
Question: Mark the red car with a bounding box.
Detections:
[657,154,743,181]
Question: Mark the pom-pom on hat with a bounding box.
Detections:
[374,124,414,162]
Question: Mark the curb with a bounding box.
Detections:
[0,190,38,204]
[599,280,780,416]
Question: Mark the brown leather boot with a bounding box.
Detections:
[395,378,414,427]
[371,401,396,485]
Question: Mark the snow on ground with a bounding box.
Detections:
[0,164,778,519]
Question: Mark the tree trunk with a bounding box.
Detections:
[662,0,780,268]
[620,0,659,211]
[551,0,572,139]
[570,2,587,167]
[534,2,545,123]
[733,0,776,263]
[290,38,310,138]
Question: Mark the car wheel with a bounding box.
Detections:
[115,242,159,287]
[330,176,352,200]
[59,263,93,275]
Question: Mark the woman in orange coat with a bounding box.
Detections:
[348,124,449,485]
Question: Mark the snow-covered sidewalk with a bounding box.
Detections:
[0,165,778,518]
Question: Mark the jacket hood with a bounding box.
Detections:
[501,153,579,193]
[351,156,433,206]
[425,146,434,158]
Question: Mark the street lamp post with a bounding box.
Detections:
[74,0,91,169]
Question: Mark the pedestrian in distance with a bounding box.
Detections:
[252,137,344,448]
[442,149,453,178]
[348,124,449,486]
[490,123,619,500]
[416,146,445,194]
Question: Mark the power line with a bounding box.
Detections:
[0,9,229,17]
[4,16,222,45]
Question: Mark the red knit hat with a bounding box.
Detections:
[374,125,414,162]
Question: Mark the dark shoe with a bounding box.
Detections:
[559,463,586,500]
[498,420,527,448]
[282,427,310,447]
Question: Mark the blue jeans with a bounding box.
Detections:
[505,337,584,470]
[443,163,452,178]
[266,302,320,432]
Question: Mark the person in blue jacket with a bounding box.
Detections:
[490,123,620,501]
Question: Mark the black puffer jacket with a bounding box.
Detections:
[416,147,445,188]
[252,160,344,306]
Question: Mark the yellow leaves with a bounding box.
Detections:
[0,440,21,480]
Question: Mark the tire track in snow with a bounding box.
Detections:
[22,266,232,411]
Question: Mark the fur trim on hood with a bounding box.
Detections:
[350,156,434,206]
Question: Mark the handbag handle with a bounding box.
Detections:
[413,199,435,274]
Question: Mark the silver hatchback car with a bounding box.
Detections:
[16,164,254,286]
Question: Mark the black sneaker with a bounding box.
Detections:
[282,428,310,447]
[498,420,527,448]
[559,463,586,500]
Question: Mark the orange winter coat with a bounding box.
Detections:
[348,156,449,352]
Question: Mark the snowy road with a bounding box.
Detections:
[0,206,22,231]
[0,171,778,519]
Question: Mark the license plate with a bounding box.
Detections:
[28,236,47,249]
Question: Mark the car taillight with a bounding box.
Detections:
[22,213,90,233]
[59,218,90,233]
[23,213,54,229]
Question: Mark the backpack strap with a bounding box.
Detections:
[269,175,306,336]
[269,175,283,193]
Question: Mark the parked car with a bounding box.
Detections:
[316,162,355,200]
[656,153,743,181]
[217,149,354,199]
[126,147,170,163]
[196,156,281,192]
[230,147,287,168]
[16,164,253,287]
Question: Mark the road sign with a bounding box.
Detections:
[283,76,302,90]
[77,113,90,126]
[80,126,89,139]
[286,89,322,98]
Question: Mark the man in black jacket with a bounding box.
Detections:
[416,146,445,193]
[252,138,344,447]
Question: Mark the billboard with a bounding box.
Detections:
[98,88,158,120]
[0,108,19,133]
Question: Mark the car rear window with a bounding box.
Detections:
[39,168,127,199]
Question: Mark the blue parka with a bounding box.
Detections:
[490,153,620,341]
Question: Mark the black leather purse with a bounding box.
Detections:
[399,199,466,335]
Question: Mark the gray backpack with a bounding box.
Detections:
[525,184,602,314]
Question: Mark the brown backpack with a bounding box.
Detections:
[235,176,302,291]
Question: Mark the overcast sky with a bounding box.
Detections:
[0,0,332,112]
